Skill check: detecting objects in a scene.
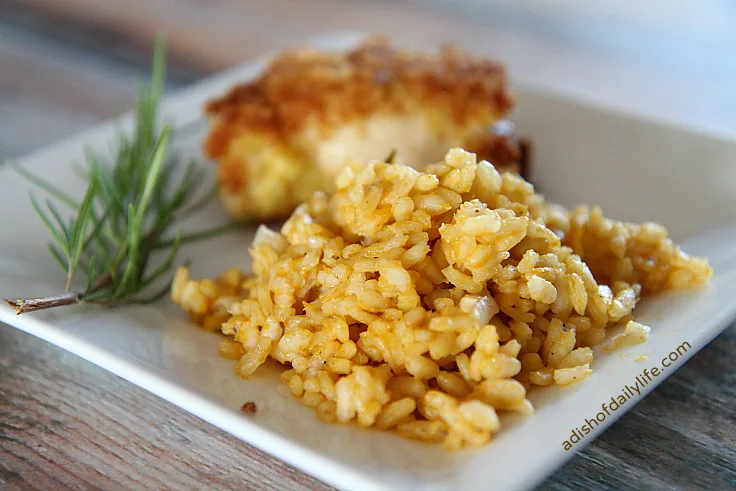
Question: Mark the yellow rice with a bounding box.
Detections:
[172,148,711,450]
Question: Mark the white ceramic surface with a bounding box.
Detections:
[2,32,736,491]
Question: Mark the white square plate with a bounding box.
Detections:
[2,31,736,491]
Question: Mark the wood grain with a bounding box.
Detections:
[0,327,331,491]
[0,1,734,490]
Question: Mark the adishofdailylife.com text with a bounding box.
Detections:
[562,341,691,451]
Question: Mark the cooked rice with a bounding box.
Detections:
[172,148,711,450]
[605,320,651,351]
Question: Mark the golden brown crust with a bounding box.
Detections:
[205,37,514,159]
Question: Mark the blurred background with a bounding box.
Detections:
[1,1,735,490]
[1,0,735,159]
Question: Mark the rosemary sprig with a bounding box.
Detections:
[3,37,242,315]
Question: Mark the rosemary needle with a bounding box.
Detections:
[3,36,242,314]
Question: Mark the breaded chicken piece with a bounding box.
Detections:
[205,37,518,220]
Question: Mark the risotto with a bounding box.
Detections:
[172,148,711,450]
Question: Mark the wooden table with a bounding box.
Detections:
[1,1,734,489]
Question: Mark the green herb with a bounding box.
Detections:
[384,149,397,164]
[4,37,242,314]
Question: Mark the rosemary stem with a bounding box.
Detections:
[65,268,74,293]
[4,291,83,314]
[3,274,112,315]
